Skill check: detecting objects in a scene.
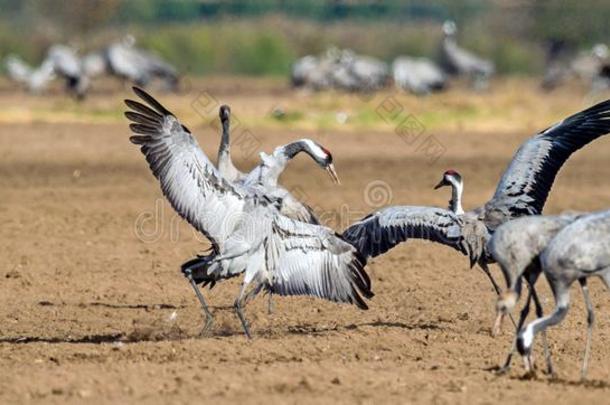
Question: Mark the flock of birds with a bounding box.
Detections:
[291,20,610,95]
[291,21,494,94]
[126,85,610,380]
[5,20,610,100]
[4,35,178,99]
[542,41,610,93]
[6,17,609,381]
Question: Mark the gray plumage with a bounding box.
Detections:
[439,20,495,89]
[540,39,572,91]
[545,43,610,92]
[107,36,178,90]
[4,54,55,94]
[491,214,580,322]
[216,105,246,183]
[82,51,108,78]
[47,44,89,99]
[517,210,610,379]
[488,213,581,374]
[291,47,388,92]
[216,106,338,224]
[343,99,610,283]
[344,51,389,91]
[571,44,608,82]
[392,56,447,95]
[125,87,372,338]
[241,138,339,224]
[290,55,320,87]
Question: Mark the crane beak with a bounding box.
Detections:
[326,164,340,185]
[433,179,447,190]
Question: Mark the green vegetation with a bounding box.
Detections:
[0,1,608,76]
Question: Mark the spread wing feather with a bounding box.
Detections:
[491,99,610,219]
[268,216,373,308]
[342,206,467,259]
[126,87,247,251]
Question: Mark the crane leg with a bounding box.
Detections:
[496,281,533,374]
[479,262,517,330]
[579,278,595,381]
[531,283,555,377]
[267,292,274,315]
[479,261,502,294]
[183,269,214,336]
[601,271,610,290]
[232,247,267,338]
[234,282,257,339]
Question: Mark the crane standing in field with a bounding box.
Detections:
[107,35,179,90]
[343,99,610,302]
[488,213,581,374]
[47,44,90,99]
[517,210,610,380]
[215,104,341,314]
[126,87,372,338]
[291,47,389,92]
[392,56,447,95]
[439,20,495,90]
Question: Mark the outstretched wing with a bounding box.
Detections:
[491,99,610,219]
[267,216,373,309]
[342,206,468,260]
[126,87,247,251]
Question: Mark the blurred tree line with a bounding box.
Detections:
[0,0,608,76]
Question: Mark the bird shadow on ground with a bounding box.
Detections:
[0,328,190,345]
[36,300,189,310]
[501,373,610,389]
[169,319,444,339]
[543,376,610,389]
[0,333,127,345]
[276,319,444,337]
[0,319,444,344]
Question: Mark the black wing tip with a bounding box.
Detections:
[132,86,148,99]
[563,98,610,125]
[586,98,610,114]
[129,135,145,145]
[355,299,369,310]
[349,253,374,310]
[124,111,141,122]
[130,86,172,116]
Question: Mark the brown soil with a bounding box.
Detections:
[1,79,610,404]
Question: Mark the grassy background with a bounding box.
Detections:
[0,1,609,76]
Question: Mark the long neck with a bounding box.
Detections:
[282,140,314,160]
[217,119,240,179]
[218,119,230,159]
[258,143,300,187]
[258,141,315,187]
[449,179,464,215]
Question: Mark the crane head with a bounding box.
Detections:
[317,144,339,184]
[219,105,231,123]
[434,169,462,189]
[442,20,457,37]
[492,290,518,337]
[292,139,340,184]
